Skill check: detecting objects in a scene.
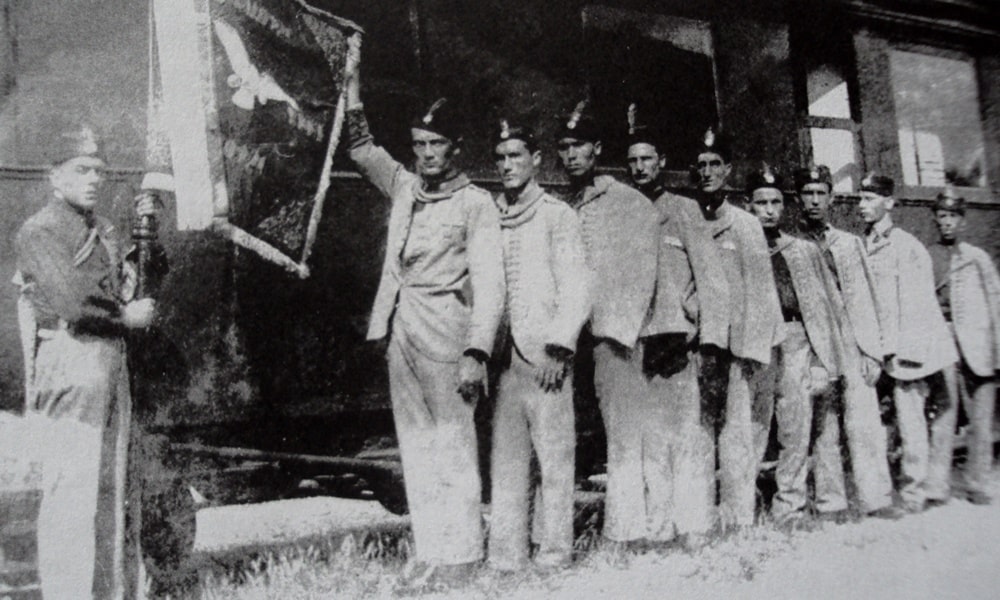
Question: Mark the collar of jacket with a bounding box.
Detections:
[801,220,831,242]
[767,229,795,256]
[497,181,545,228]
[49,195,98,229]
[413,171,471,203]
[705,199,735,236]
[571,174,615,209]
[868,214,894,244]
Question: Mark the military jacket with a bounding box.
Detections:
[864,217,957,380]
[769,232,849,377]
[348,110,505,362]
[640,190,728,348]
[569,175,658,349]
[932,241,1000,377]
[495,183,591,365]
[16,198,125,334]
[807,225,884,362]
[698,200,782,364]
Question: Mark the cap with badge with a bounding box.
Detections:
[558,98,600,143]
[625,102,660,151]
[698,126,733,162]
[411,97,463,142]
[794,164,833,192]
[746,162,784,194]
[493,118,536,148]
[48,123,106,166]
[859,172,894,197]
[932,185,965,215]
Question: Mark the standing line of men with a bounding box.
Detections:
[343,49,997,588]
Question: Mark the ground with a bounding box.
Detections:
[195,469,1000,600]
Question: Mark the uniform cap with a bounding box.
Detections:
[493,118,536,148]
[746,162,784,193]
[793,164,833,192]
[411,97,462,142]
[859,172,894,197]
[698,126,733,162]
[625,102,661,152]
[558,98,600,143]
[932,186,965,215]
[48,123,106,166]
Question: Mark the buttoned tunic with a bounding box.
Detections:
[865,216,957,507]
[567,175,660,541]
[697,199,782,527]
[924,240,1000,499]
[15,198,141,599]
[348,109,505,564]
[489,183,590,569]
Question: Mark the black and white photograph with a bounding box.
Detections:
[0,0,999,598]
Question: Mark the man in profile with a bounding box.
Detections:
[857,172,957,513]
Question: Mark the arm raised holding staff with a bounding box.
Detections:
[342,54,505,588]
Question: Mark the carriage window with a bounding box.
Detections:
[890,49,986,188]
[807,63,851,119]
[582,6,718,168]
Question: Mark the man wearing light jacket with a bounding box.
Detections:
[796,166,900,521]
[345,63,505,584]
[925,188,1000,506]
[858,172,958,513]
[487,118,590,571]
[555,98,660,544]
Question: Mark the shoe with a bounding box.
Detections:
[924,497,949,509]
[866,505,905,520]
[902,501,927,514]
[966,490,992,506]
[397,561,435,591]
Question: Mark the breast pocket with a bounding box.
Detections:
[438,222,466,248]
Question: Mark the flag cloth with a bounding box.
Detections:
[150,0,362,276]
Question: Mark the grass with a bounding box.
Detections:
[192,513,806,600]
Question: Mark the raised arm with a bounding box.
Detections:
[344,64,410,199]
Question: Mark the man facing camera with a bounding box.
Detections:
[555,98,661,545]
[924,188,1000,506]
[487,119,590,571]
[344,62,505,585]
[689,128,782,529]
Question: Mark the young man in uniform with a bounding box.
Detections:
[624,105,729,545]
[796,166,901,520]
[857,173,957,513]
[487,119,590,571]
[925,188,1000,506]
[15,124,160,599]
[689,128,782,528]
[745,165,851,525]
[344,63,505,583]
[555,99,660,545]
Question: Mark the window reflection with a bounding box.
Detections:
[890,49,986,188]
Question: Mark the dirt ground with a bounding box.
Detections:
[198,469,1000,599]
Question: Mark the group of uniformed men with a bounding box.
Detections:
[12,58,998,598]
[343,55,1000,589]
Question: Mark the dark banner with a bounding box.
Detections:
[150,0,362,276]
